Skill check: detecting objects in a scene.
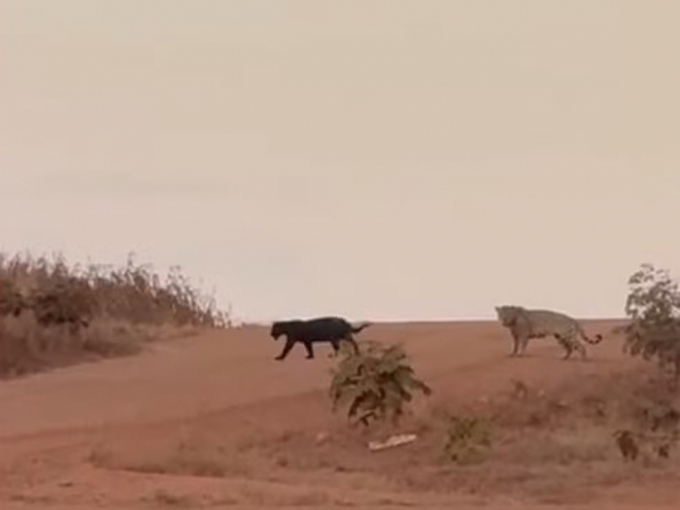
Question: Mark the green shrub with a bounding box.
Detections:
[621,264,680,385]
[329,341,432,427]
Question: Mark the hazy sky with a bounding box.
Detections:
[2,1,679,322]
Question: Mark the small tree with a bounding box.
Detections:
[329,341,432,427]
[622,264,680,386]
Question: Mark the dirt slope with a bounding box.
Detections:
[1,319,677,509]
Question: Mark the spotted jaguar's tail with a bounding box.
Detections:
[581,331,604,345]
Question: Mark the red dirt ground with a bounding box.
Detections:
[1,320,678,509]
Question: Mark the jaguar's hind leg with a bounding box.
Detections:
[343,333,360,356]
[302,341,315,359]
[329,339,341,358]
[555,335,573,360]
[575,340,587,360]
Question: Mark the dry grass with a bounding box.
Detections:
[89,366,680,503]
[0,251,231,377]
[89,431,255,479]
[396,368,680,500]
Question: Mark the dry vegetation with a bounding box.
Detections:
[0,251,230,377]
[84,263,680,505]
[87,365,680,504]
[6,259,680,506]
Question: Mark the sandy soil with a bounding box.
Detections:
[1,319,678,509]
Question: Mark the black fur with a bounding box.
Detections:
[270,316,371,361]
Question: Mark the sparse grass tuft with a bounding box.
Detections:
[442,414,491,464]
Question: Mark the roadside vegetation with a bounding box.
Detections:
[0,251,230,377]
[89,263,680,504]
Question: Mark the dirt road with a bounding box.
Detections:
[1,319,676,509]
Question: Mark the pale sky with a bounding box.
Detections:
[2,1,679,322]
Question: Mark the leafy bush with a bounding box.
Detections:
[621,264,680,385]
[329,341,432,427]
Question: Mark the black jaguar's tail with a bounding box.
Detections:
[351,321,372,334]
